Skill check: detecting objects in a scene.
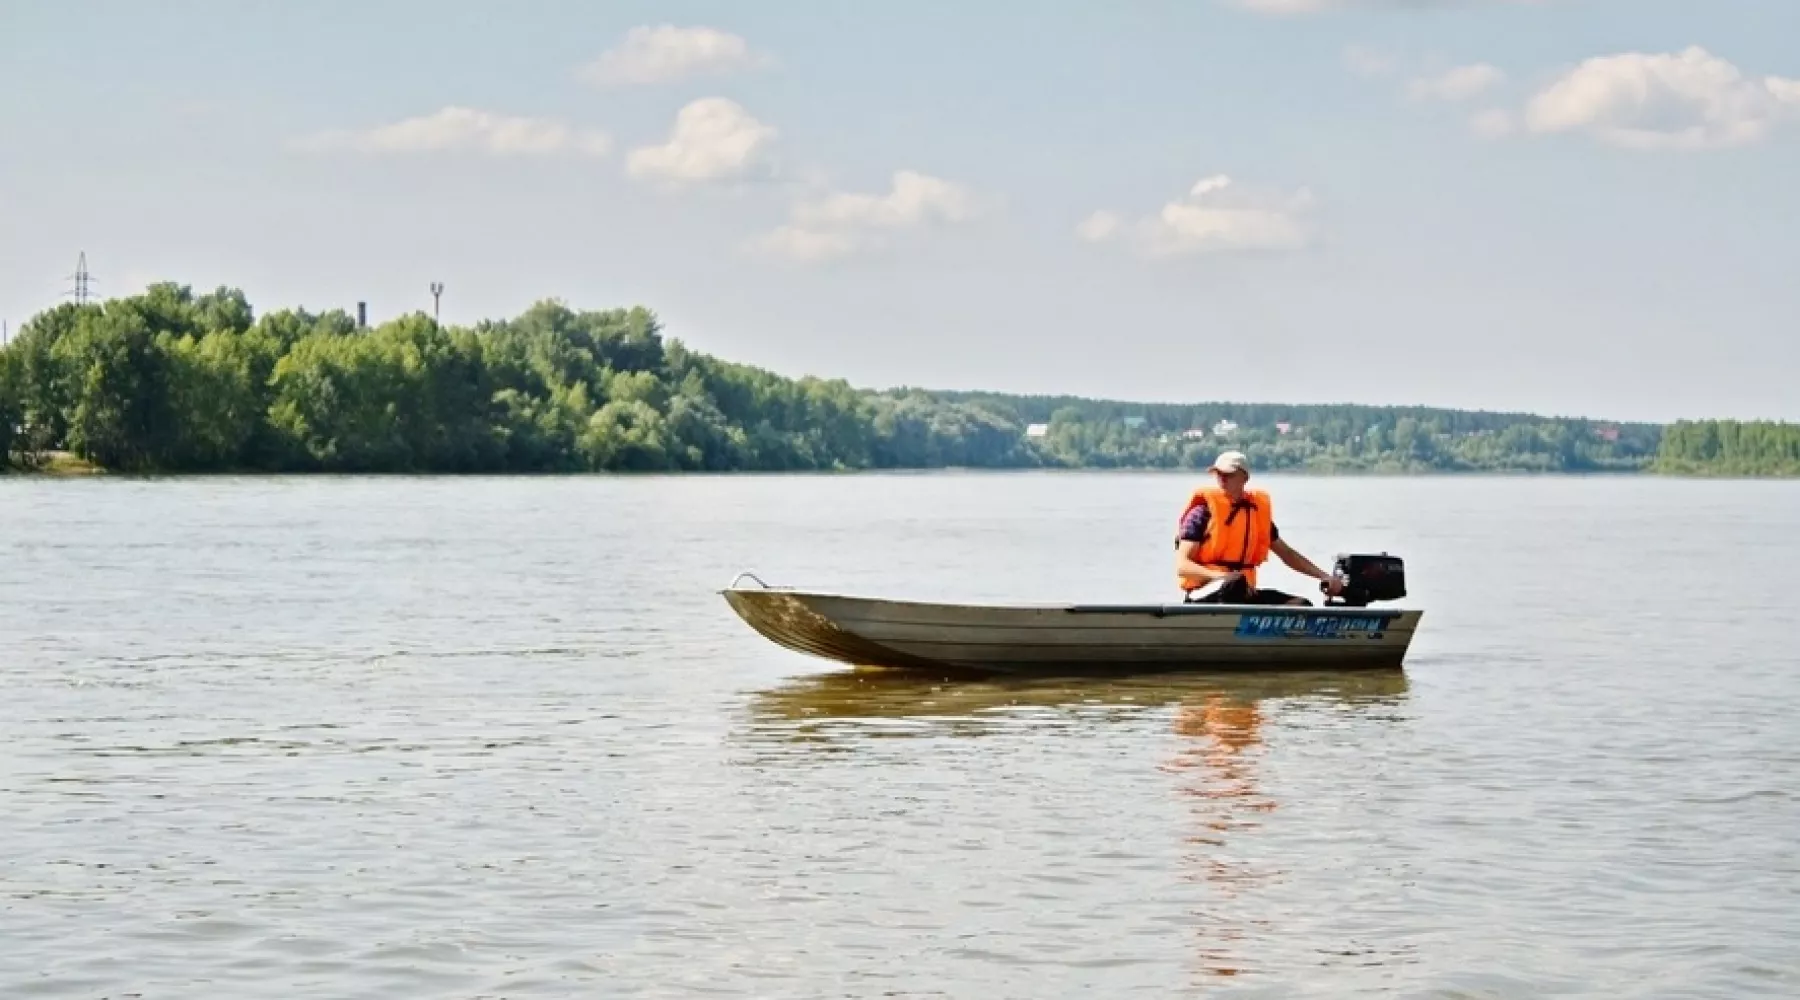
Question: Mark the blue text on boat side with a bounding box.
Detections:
[1234,611,1397,640]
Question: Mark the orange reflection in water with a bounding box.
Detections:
[1162,691,1282,980]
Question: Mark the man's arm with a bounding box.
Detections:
[1175,539,1234,586]
[1271,537,1343,594]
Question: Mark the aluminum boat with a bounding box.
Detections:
[722,573,1422,675]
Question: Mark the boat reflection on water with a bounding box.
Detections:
[739,665,1412,983]
[742,666,1409,749]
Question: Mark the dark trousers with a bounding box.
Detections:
[1183,576,1312,606]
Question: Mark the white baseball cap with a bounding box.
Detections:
[1209,450,1250,474]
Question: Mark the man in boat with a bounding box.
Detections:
[1175,450,1344,606]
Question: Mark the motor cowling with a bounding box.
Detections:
[1325,553,1407,607]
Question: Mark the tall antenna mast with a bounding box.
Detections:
[429,281,444,327]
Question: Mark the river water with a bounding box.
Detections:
[1,473,1796,998]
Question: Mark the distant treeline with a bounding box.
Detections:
[933,390,1661,473]
[0,282,1788,476]
[1652,420,1800,476]
[0,285,1037,474]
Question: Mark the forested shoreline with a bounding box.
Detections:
[0,283,1793,476]
[1651,420,1800,476]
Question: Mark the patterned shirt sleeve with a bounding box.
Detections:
[1177,504,1208,543]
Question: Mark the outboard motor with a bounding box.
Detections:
[1323,553,1407,607]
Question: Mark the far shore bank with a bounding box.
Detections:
[8,284,1795,480]
[7,460,1796,481]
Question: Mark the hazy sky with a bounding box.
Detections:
[3,0,1797,422]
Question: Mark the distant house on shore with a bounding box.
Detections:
[1213,419,1238,437]
[1181,428,1206,440]
[1276,421,1292,435]
[1594,425,1621,442]
[1025,423,1049,438]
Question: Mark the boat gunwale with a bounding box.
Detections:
[720,585,1422,620]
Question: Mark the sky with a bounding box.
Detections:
[3,0,1797,423]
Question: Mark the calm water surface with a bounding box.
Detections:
[2,473,1796,998]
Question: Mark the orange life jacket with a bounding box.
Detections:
[1175,486,1273,591]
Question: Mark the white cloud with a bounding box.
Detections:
[1075,211,1123,243]
[578,24,769,86]
[1407,63,1506,102]
[1522,46,1800,150]
[1344,49,1517,134]
[792,170,977,229]
[1083,175,1316,257]
[626,98,777,183]
[293,106,611,157]
[755,170,980,262]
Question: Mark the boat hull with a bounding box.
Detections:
[722,586,1422,675]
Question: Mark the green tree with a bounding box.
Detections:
[266,332,411,471]
[1653,420,1800,476]
[0,348,20,469]
[58,307,181,472]
[581,399,678,471]
[163,331,260,469]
